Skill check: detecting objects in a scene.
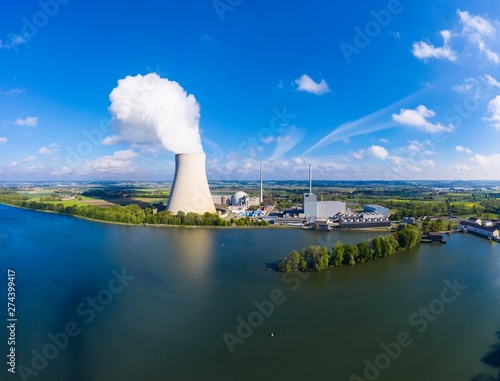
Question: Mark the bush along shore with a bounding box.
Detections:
[277,225,421,272]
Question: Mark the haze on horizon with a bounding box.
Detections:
[0,1,499,181]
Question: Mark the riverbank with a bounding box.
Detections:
[0,202,143,226]
[0,201,293,229]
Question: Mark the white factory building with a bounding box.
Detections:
[364,204,389,216]
[457,218,500,239]
[303,193,346,219]
[212,191,260,210]
[339,212,391,229]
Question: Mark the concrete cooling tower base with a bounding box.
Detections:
[166,153,216,215]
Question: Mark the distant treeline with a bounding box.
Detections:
[82,189,169,199]
[0,192,266,227]
[0,192,144,224]
[277,225,421,272]
[386,199,500,220]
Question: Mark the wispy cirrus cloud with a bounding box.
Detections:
[303,91,425,155]
[23,155,38,162]
[0,88,25,96]
[458,10,499,64]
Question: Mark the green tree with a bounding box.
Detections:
[289,250,301,270]
[356,241,373,263]
[332,241,344,267]
[343,244,358,265]
[372,237,383,259]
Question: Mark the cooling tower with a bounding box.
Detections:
[167,153,216,215]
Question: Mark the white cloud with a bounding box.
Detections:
[15,116,38,127]
[451,164,472,171]
[82,150,137,174]
[408,144,420,151]
[392,105,454,133]
[412,30,457,61]
[483,96,500,128]
[478,41,500,64]
[23,165,44,173]
[366,145,389,160]
[294,74,331,95]
[421,159,435,167]
[304,91,423,154]
[471,154,500,169]
[108,73,203,154]
[405,139,435,155]
[379,138,388,144]
[0,88,24,96]
[0,35,26,50]
[38,143,59,155]
[261,136,274,144]
[452,84,472,92]
[200,33,214,42]
[458,10,495,38]
[268,127,304,161]
[0,137,7,144]
[392,163,422,173]
[456,145,472,154]
[9,162,18,168]
[484,74,500,87]
[51,166,73,176]
[23,155,38,162]
[102,135,121,146]
[458,10,499,64]
[352,149,364,160]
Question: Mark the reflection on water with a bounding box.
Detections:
[171,228,215,274]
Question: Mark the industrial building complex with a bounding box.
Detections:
[166,158,393,231]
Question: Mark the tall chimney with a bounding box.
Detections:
[309,164,312,195]
[260,161,263,204]
[167,153,216,215]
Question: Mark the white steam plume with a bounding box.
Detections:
[108,73,203,154]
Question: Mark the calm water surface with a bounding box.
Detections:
[0,204,499,381]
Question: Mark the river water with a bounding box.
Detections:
[0,203,499,381]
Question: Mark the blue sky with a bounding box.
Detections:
[1,0,499,181]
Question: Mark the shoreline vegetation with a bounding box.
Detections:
[277,224,421,272]
[0,192,267,227]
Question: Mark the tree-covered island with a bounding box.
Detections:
[277,224,421,272]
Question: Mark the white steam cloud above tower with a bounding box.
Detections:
[107,73,204,154]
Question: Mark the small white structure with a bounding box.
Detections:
[364,204,389,216]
